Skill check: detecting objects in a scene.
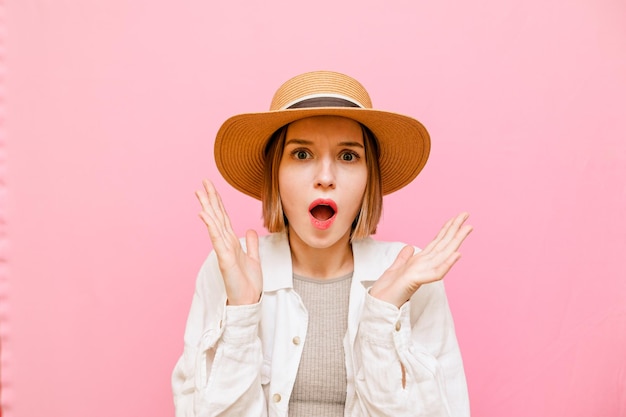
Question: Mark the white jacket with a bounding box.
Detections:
[172,233,470,417]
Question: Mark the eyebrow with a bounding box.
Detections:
[285,138,364,148]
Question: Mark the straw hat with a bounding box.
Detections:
[214,70,430,200]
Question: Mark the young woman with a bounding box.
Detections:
[172,71,472,417]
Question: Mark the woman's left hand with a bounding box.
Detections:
[369,212,473,308]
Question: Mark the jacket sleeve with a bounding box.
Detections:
[171,252,268,417]
[352,281,470,417]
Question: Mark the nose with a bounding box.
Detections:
[314,158,336,189]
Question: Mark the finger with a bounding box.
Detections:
[445,224,473,255]
[196,184,232,248]
[440,222,473,256]
[421,224,472,272]
[420,215,457,255]
[196,184,224,232]
[200,180,240,245]
[213,185,236,236]
[196,187,221,231]
[433,251,463,279]
[203,179,228,227]
[389,245,415,270]
[199,209,228,248]
[203,179,237,238]
[195,188,212,214]
[245,229,260,263]
[429,212,470,253]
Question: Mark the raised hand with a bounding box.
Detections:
[370,212,473,308]
[196,179,263,305]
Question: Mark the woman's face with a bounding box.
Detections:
[278,116,368,249]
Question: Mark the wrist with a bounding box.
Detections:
[369,284,414,309]
[227,292,262,306]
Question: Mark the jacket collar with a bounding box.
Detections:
[259,232,379,292]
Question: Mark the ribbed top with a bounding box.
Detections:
[289,272,353,416]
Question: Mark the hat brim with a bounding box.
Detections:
[214,107,430,200]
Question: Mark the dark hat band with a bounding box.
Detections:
[286,97,362,109]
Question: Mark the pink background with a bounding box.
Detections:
[2,0,625,416]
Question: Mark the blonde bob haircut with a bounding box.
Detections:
[262,122,382,241]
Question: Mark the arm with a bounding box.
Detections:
[171,254,268,417]
[172,180,267,416]
[353,283,469,417]
[352,213,472,416]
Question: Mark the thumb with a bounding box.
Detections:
[245,229,260,262]
[389,245,415,270]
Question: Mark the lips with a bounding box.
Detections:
[308,199,337,230]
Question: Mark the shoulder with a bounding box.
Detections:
[353,236,413,253]
[244,233,293,291]
[237,232,289,253]
[353,237,419,264]
[353,237,445,292]
[352,237,416,284]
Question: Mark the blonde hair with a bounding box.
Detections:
[262,123,382,241]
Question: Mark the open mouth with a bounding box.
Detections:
[308,199,338,230]
[310,204,336,221]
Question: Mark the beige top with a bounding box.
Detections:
[288,272,353,416]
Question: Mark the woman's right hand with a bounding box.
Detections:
[196,179,263,305]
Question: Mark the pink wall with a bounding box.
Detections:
[3,0,625,416]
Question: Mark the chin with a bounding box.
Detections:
[290,225,352,250]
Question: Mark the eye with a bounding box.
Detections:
[340,151,360,162]
[292,149,312,160]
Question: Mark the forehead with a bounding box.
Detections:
[285,116,363,143]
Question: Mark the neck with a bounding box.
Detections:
[287,229,354,280]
